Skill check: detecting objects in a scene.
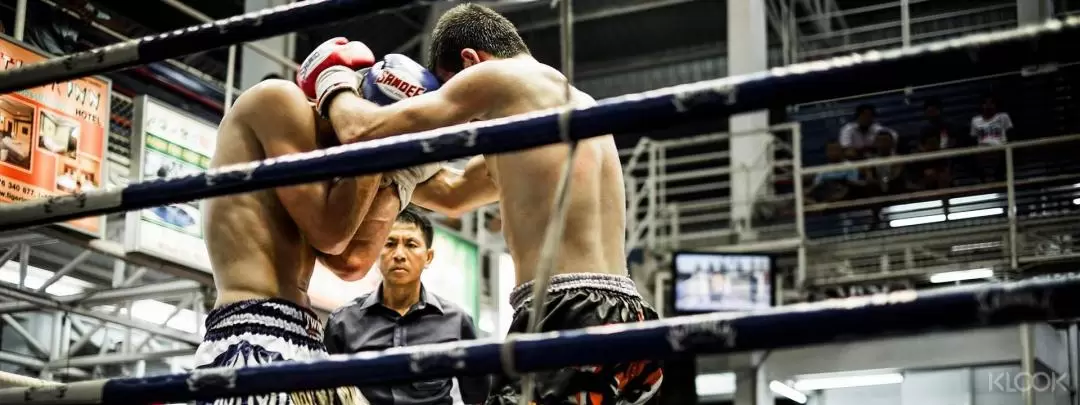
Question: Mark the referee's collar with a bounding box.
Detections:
[357,282,444,315]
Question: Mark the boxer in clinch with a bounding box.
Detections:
[195,42,462,405]
[299,4,662,404]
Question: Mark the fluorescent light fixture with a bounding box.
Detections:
[946,207,1004,220]
[793,372,904,391]
[889,214,946,228]
[884,200,942,214]
[930,268,994,284]
[949,193,1000,205]
[769,381,807,404]
[696,373,735,397]
[1073,198,1080,205]
[951,241,1002,252]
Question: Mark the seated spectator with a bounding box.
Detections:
[839,104,898,158]
[920,97,965,149]
[863,131,907,195]
[970,95,1012,181]
[907,133,952,190]
[807,141,864,203]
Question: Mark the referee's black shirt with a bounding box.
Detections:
[324,284,488,405]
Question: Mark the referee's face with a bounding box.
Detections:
[379,221,434,285]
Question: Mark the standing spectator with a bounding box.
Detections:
[325,209,488,405]
[970,95,1014,146]
[919,97,965,149]
[970,95,1013,181]
[839,104,898,158]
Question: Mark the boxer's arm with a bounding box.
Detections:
[327,64,503,145]
[411,156,499,218]
[317,186,399,281]
[246,83,377,255]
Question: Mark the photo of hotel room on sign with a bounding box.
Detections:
[38,110,80,159]
[55,156,100,194]
[0,96,36,171]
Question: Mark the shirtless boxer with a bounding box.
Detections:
[300,4,663,405]
[194,46,446,405]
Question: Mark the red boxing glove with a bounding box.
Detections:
[295,37,375,115]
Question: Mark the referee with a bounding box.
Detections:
[325,208,488,405]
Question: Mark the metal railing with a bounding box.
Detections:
[627,121,1080,290]
[623,124,802,253]
[774,0,1018,64]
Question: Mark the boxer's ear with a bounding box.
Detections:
[460,48,480,68]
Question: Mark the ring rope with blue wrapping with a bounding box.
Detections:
[0,16,1078,232]
[0,273,1077,404]
[0,0,422,94]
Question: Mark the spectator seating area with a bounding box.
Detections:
[788,62,1080,239]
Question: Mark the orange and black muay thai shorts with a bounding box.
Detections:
[487,273,664,405]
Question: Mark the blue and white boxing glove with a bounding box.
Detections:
[361,54,444,212]
[361,54,441,105]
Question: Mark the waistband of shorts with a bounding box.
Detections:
[203,298,324,346]
[509,273,640,311]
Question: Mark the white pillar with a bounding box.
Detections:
[734,362,772,405]
[727,0,772,240]
[1017,0,1054,25]
[240,0,297,90]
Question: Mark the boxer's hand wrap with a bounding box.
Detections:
[361,54,441,105]
[314,66,361,118]
[382,163,443,212]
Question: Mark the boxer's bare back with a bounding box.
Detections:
[469,60,625,284]
[204,80,399,308]
[332,56,627,285]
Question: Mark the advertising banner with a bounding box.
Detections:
[0,36,110,237]
[126,95,215,271]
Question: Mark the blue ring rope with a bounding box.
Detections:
[0,0,419,94]
[0,273,1076,404]
[0,17,1078,232]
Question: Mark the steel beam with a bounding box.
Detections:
[13,0,26,41]
[159,0,299,71]
[66,267,150,354]
[0,232,49,246]
[0,245,18,269]
[0,285,201,345]
[515,0,699,32]
[0,352,89,379]
[17,244,29,288]
[0,315,49,358]
[0,351,44,370]
[134,295,194,352]
[47,348,194,369]
[0,280,204,314]
[36,227,213,285]
[29,246,119,285]
[36,250,92,293]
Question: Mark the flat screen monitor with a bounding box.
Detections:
[672,251,773,314]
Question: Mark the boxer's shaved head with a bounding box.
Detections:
[428,3,530,74]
